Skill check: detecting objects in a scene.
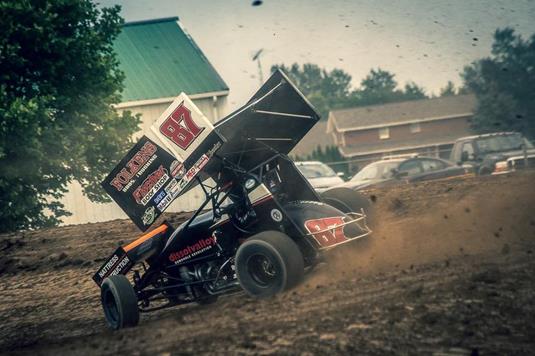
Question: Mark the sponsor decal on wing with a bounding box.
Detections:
[110,141,157,192]
[151,93,215,161]
[159,102,205,151]
[132,165,170,206]
[156,193,174,212]
[153,190,167,205]
[102,136,178,231]
[173,153,211,193]
[170,160,186,179]
[142,206,156,226]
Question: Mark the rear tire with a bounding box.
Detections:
[235,231,304,298]
[321,187,371,215]
[101,275,139,330]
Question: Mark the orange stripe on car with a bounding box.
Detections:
[123,224,169,252]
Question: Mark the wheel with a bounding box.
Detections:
[320,187,371,215]
[101,275,139,330]
[235,231,304,298]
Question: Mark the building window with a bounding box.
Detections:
[379,127,390,140]
[410,122,421,133]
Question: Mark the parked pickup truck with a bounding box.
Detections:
[450,132,535,175]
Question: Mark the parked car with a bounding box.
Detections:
[450,132,535,175]
[294,161,345,191]
[339,156,471,191]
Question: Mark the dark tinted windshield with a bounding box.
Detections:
[352,161,400,181]
[475,134,531,154]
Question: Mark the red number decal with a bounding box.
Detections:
[304,217,347,248]
[160,103,204,150]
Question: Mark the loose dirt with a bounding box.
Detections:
[1,172,534,355]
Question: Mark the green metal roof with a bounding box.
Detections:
[114,17,228,103]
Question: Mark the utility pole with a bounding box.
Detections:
[252,49,264,86]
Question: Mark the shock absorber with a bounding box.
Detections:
[178,266,195,299]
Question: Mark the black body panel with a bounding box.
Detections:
[161,211,222,266]
[210,70,321,173]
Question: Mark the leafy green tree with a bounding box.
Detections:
[440,81,457,96]
[360,69,397,98]
[271,63,352,119]
[403,82,427,100]
[356,68,427,106]
[462,28,535,139]
[0,0,140,232]
[272,64,428,120]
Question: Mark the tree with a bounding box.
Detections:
[403,82,427,101]
[271,63,353,119]
[462,28,535,139]
[360,69,397,94]
[272,64,428,119]
[0,1,140,232]
[440,81,457,96]
[354,68,427,106]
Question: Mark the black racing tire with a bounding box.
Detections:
[235,231,304,298]
[321,187,371,215]
[101,275,139,330]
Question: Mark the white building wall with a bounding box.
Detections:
[60,95,228,225]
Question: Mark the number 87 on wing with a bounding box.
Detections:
[151,93,214,160]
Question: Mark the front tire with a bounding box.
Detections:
[101,275,139,330]
[235,231,304,298]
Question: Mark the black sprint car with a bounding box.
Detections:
[93,70,372,329]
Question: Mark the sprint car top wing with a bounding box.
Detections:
[102,93,224,231]
[211,69,321,172]
[102,70,319,231]
[150,69,321,191]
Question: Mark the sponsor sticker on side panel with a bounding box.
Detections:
[101,136,179,231]
[92,247,133,286]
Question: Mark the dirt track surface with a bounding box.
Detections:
[1,172,535,355]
